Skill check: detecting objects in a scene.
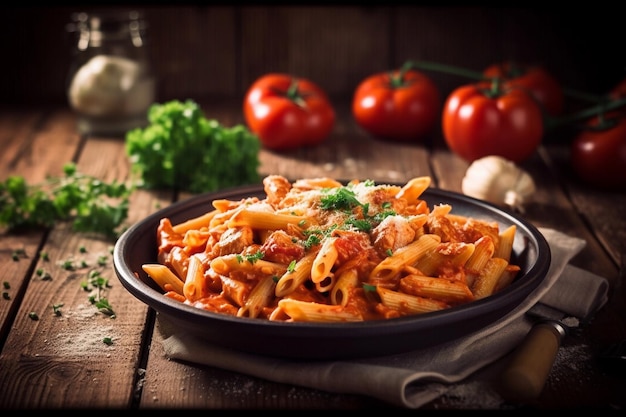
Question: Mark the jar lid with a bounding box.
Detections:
[67,10,148,49]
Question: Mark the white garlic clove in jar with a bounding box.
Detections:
[461,155,536,212]
[68,55,152,117]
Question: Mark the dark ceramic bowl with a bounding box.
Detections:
[113,184,550,360]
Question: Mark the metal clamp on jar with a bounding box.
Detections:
[66,10,156,137]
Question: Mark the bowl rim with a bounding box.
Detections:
[113,183,551,353]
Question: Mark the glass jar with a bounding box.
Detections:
[66,10,156,136]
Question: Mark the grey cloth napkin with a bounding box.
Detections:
[158,228,609,408]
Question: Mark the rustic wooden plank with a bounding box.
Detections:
[239,6,390,99]
[258,131,432,183]
[255,98,432,182]
[0,129,171,407]
[0,221,136,408]
[540,143,626,267]
[0,109,82,350]
[0,109,80,180]
[146,6,238,101]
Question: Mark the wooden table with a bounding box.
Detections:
[1,100,625,410]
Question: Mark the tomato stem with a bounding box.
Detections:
[402,60,487,82]
[402,59,506,97]
[562,88,605,104]
[285,78,307,108]
[401,59,623,130]
[547,96,626,130]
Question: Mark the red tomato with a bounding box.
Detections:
[243,74,335,151]
[571,111,626,190]
[609,77,626,99]
[352,68,440,142]
[483,62,564,117]
[442,83,544,163]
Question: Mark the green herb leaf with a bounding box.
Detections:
[320,187,362,211]
[0,163,133,239]
[52,303,64,316]
[125,99,261,193]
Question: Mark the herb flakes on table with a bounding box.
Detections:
[0,163,132,239]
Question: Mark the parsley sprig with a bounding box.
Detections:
[0,163,133,239]
[319,183,397,234]
[125,99,261,193]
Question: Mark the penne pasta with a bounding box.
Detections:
[145,174,523,323]
[369,233,441,281]
[210,254,288,277]
[172,210,218,234]
[227,209,310,230]
[494,264,521,293]
[377,286,449,315]
[413,242,475,276]
[330,268,359,306]
[471,257,510,299]
[183,254,205,302]
[238,275,276,318]
[495,224,516,262]
[220,275,252,307]
[399,274,474,304]
[395,176,431,204]
[142,263,184,295]
[165,245,189,280]
[311,236,338,284]
[277,299,363,322]
[465,235,495,287]
[275,253,317,297]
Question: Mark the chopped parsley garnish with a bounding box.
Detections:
[94,298,115,317]
[319,182,397,234]
[302,231,323,249]
[11,248,27,261]
[52,303,63,316]
[83,269,116,318]
[320,187,363,211]
[237,252,264,264]
[345,217,372,232]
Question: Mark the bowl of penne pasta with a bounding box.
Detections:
[114,175,551,359]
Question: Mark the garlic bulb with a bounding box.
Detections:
[461,156,535,212]
[68,55,154,117]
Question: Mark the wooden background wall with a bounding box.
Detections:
[1,5,623,109]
